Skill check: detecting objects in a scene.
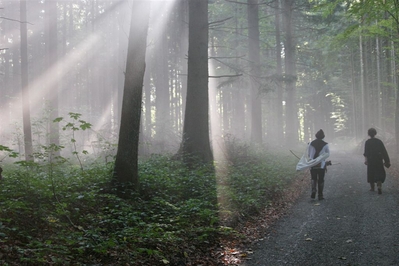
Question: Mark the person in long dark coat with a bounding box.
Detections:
[363,128,390,194]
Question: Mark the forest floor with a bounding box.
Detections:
[229,151,399,266]
[214,159,309,265]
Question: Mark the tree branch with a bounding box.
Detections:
[224,0,269,5]
[209,55,246,60]
[0,17,34,25]
[209,74,243,78]
[209,17,233,27]
[225,0,248,5]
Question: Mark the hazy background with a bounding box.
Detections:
[0,0,395,161]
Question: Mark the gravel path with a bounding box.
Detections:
[242,151,399,266]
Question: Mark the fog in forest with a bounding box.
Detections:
[0,0,395,163]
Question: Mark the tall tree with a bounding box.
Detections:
[282,0,298,145]
[247,0,262,143]
[274,0,284,140]
[181,0,213,166]
[47,0,60,155]
[20,0,33,161]
[154,29,171,152]
[112,1,151,190]
[0,1,11,137]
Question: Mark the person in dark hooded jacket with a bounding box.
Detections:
[308,129,330,200]
[363,128,390,194]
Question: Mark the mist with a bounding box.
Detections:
[0,0,395,163]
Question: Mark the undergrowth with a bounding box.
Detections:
[0,132,299,265]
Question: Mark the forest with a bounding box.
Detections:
[0,0,398,265]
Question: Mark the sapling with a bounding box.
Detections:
[54,112,92,171]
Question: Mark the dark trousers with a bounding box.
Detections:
[310,168,325,198]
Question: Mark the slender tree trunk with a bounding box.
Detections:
[20,0,33,161]
[222,90,231,133]
[359,34,366,135]
[283,0,297,145]
[1,3,11,138]
[47,0,60,156]
[274,0,284,141]
[394,34,399,155]
[350,48,358,140]
[154,30,171,152]
[364,38,371,128]
[116,0,129,135]
[178,0,189,135]
[11,1,21,154]
[142,64,151,155]
[112,1,151,190]
[209,40,222,159]
[181,0,213,166]
[61,2,67,113]
[395,51,399,155]
[383,38,393,133]
[247,0,262,143]
[376,35,382,129]
[232,3,246,139]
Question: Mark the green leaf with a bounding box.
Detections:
[68,112,81,120]
[53,117,63,123]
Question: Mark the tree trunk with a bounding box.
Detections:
[116,0,129,135]
[359,34,366,135]
[396,58,399,155]
[283,0,297,145]
[20,0,33,161]
[363,37,371,128]
[141,64,151,156]
[181,0,213,166]
[274,0,284,141]
[112,1,151,190]
[154,30,171,152]
[247,0,262,143]
[395,37,399,156]
[178,0,189,136]
[383,38,394,133]
[11,2,21,153]
[47,0,60,157]
[231,3,246,140]
[376,35,382,129]
[1,2,11,138]
[350,48,359,140]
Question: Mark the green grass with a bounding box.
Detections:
[0,146,299,265]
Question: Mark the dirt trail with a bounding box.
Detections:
[242,150,399,266]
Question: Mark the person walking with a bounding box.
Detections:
[363,128,390,194]
[309,129,330,200]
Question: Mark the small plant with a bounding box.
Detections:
[0,145,19,161]
[54,112,92,171]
